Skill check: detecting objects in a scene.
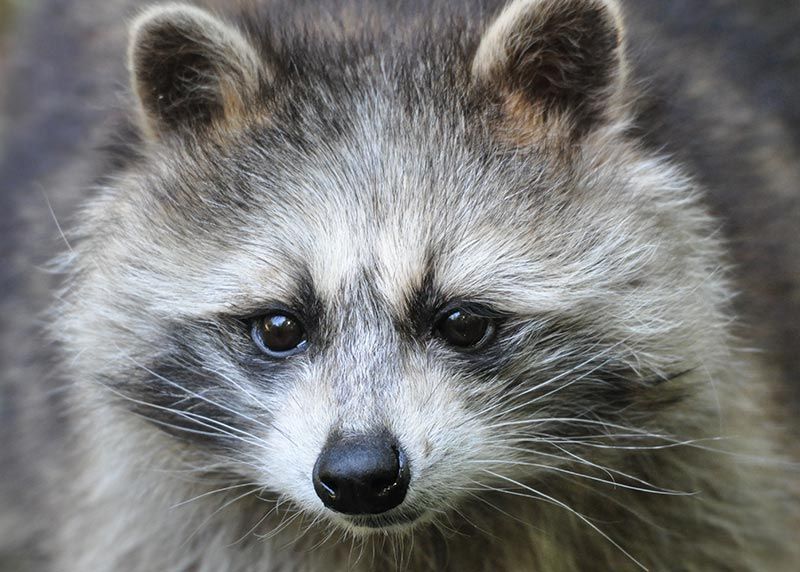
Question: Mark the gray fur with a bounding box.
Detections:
[1,1,799,571]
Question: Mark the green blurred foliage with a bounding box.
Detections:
[0,0,15,40]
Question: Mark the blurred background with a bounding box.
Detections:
[0,0,21,143]
[0,0,16,57]
[0,2,797,571]
[0,0,21,68]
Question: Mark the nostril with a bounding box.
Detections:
[318,476,338,500]
[313,433,410,515]
[373,475,397,495]
[373,446,405,496]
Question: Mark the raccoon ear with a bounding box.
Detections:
[128,4,263,139]
[472,0,626,138]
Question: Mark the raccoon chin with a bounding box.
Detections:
[331,508,429,535]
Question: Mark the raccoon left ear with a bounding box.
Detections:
[473,0,626,138]
[128,4,265,139]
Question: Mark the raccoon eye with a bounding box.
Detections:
[435,308,494,349]
[251,312,308,357]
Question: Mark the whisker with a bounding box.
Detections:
[171,482,262,509]
[119,351,272,431]
[98,380,272,451]
[181,486,261,547]
[482,469,649,571]
[468,458,694,496]
[484,440,695,494]
[257,510,303,541]
[488,349,624,422]
[304,522,338,553]
[228,498,279,547]
[40,186,74,254]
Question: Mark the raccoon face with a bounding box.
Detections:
[63,0,727,534]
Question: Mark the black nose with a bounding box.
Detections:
[313,433,410,515]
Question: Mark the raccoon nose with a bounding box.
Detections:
[312,433,410,515]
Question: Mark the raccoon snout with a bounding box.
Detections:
[312,433,410,515]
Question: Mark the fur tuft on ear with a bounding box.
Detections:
[129,3,265,139]
[473,0,626,138]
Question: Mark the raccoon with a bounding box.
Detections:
[1,0,799,571]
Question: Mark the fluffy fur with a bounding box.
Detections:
[1,1,798,571]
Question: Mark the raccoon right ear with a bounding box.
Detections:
[128,4,264,139]
[472,0,626,139]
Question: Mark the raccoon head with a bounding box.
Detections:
[61,0,728,535]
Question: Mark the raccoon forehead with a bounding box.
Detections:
[117,170,660,321]
[110,97,684,321]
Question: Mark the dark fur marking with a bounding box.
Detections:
[108,319,289,449]
[395,247,446,342]
[133,21,223,130]
[131,8,261,137]
[483,0,622,135]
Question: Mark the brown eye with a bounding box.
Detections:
[252,312,308,357]
[436,308,494,349]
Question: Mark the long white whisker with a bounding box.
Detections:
[489,349,624,422]
[119,351,272,431]
[485,440,695,493]
[482,470,649,571]
[468,459,693,496]
[181,487,261,547]
[200,363,268,411]
[228,498,279,547]
[171,482,261,509]
[98,380,271,451]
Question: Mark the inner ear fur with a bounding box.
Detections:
[473,0,627,138]
[129,3,264,139]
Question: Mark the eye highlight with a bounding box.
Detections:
[251,312,308,357]
[435,307,495,349]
